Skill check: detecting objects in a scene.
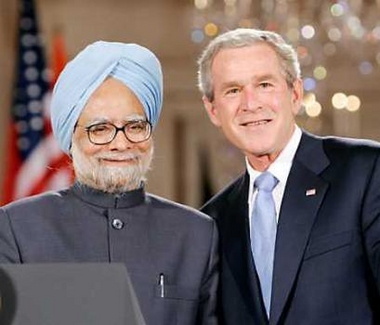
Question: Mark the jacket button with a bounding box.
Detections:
[112,219,124,230]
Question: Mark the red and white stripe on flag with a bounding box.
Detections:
[1,0,73,205]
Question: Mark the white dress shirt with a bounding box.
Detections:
[247,126,302,231]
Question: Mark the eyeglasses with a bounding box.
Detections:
[77,120,152,145]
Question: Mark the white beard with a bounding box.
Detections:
[71,142,154,194]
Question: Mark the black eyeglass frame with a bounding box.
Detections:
[76,120,152,145]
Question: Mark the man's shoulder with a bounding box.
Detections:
[1,188,71,215]
[201,173,246,217]
[145,193,215,224]
[304,131,380,151]
[301,132,380,166]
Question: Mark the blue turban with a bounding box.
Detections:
[50,41,163,154]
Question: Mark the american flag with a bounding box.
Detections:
[1,0,73,205]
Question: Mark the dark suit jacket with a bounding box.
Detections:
[0,184,219,325]
[201,131,380,325]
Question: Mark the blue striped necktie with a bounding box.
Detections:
[250,171,278,318]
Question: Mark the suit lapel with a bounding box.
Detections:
[270,133,330,325]
[222,174,268,323]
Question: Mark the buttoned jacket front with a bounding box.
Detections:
[0,183,219,325]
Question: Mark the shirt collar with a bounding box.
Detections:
[71,181,146,208]
[246,125,302,191]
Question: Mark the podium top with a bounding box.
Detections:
[0,263,146,325]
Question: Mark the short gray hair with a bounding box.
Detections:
[197,28,301,101]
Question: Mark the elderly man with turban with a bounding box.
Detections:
[0,41,218,325]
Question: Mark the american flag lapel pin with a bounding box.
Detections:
[306,188,317,196]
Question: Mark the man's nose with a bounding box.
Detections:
[241,86,258,111]
[109,130,132,150]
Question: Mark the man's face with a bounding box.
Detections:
[203,43,303,170]
[71,77,153,193]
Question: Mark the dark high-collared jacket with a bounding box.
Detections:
[0,183,219,325]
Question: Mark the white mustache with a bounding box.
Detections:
[95,152,143,161]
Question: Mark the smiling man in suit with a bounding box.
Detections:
[197,28,380,325]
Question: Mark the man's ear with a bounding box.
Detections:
[291,78,304,115]
[202,95,221,127]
